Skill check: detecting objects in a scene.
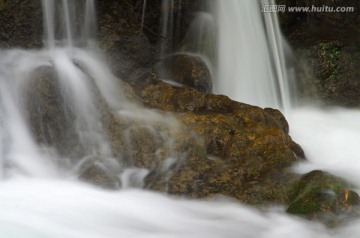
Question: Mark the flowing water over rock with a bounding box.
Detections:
[0,0,360,237]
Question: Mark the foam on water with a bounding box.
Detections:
[290,106,360,186]
[0,177,332,238]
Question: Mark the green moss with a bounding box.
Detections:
[287,170,359,222]
[314,41,342,84]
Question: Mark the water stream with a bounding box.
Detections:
[214,0,295,111]
[0,0,359,237]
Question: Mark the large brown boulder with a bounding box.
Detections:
[119,71,359,224]
[123,71,304,204]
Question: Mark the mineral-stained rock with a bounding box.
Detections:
[153,54,213,93]
[121,71,304,204]
[120,71,360,224]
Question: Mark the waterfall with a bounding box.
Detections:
[0,0,121,177]
[0,51,56,177]
[214,0,294,111]
[41,0,97,50]
[1,1,360,237]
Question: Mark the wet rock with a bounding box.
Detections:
[122,72,305,204]
[295,40,360,106]
[287,170,360,225]
[263,108,289,133]
[278,0,360,107]
[153,54,213,93]
[144,109,300,204]
[131,0,202,47]
[106,35,155,79]
[78,159,121,189]
[26,66,80,157]
[0,0,43,48]
[97,1,143,51]
[179,11,217,61]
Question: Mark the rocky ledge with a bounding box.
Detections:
[24,64,360,226]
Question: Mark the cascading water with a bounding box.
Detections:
[214,0,294,111]
[1,0,360,237]
[0,0,126,177]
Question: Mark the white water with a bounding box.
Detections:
[215,0,293,110]
[0,0,360,238]
[290,107,360,186]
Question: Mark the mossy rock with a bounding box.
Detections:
[287,170,360,225]
[313,41,342,83]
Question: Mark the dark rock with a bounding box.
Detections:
[0,0,43,48]
[277,0,360,107]
[264,108,289,133]
[278,0,360,45]
[179,11,217,61]
[295,40,360,106]
[153,54,213,93]
[26,66,80,157]
[106,35,155,79]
